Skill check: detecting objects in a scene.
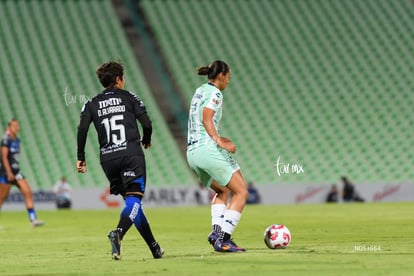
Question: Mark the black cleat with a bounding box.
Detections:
[108,230,122,260]
[151,242,164,259]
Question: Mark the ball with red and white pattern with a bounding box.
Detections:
[264,224,291,249]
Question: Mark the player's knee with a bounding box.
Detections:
[227,179,248,201]
[214,186,230,202]
[21,188,33,197]
[231,182,248,202]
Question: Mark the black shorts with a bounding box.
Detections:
[0,170,25,185]
[100,155,146,196]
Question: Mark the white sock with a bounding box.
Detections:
[211,204,226,230]
[221,209,241,235]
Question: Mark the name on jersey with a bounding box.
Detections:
[97,97,125,117]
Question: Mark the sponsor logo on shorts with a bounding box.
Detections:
[123,171,136,177]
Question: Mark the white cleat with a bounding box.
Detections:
[32,220,45,227]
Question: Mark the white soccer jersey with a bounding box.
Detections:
[187,83,223,148]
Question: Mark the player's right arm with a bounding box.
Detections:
[202,108,236,153]
[76,101,92,173]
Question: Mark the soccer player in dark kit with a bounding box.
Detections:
[0,119,45,227]
[76,61,163,260]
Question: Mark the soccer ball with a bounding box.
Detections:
[264,224,291,249]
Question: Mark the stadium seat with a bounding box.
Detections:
[0,0,195,189]
[140,0,414,185]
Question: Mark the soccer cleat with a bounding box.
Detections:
[31,220,45,227]
[108,230,122,260]
[207,231,219,246]
[213,239,246,252]
[228,239,246,252]
[151,243,164,259]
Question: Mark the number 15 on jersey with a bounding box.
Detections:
[101,115,126,145]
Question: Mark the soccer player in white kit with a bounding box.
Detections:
[187,60,248,252]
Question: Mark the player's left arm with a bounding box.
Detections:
[137,113,152,149]
[76,101,92,173]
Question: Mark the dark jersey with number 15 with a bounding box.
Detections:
[77,88,152,162]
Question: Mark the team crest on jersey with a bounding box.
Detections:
[213,92,221,105]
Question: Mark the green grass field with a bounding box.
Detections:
[1,202,413,275]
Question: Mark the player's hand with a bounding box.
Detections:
[142,143,151,149]
[6,171,15,182]
[218,137,236,153]
[77,160,87,173]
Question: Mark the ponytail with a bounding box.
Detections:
[197,60,229,80]
[197,66,210,76]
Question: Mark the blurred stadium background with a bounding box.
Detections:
[0,0,413,208]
